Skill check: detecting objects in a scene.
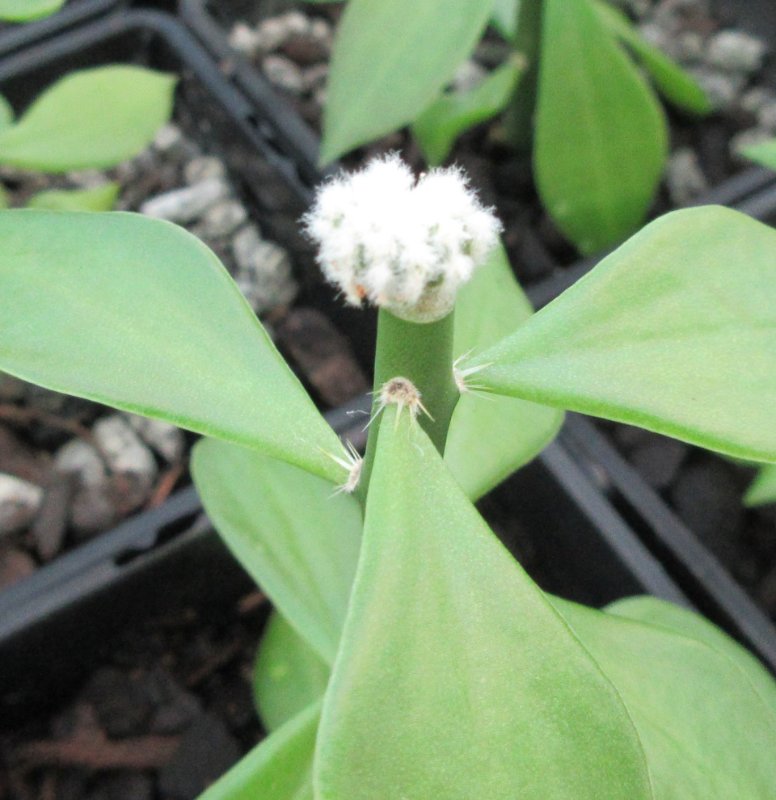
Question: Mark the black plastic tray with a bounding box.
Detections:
[0,0,121,57]
[180,0,325,188]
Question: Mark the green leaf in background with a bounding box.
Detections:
[490,0,517,40]
[253,611,329,732]
[0,185,7,209]
[470,207,776,464]
[745,464,776,507]
[315,406,652,800]
[199,702,319,800]
[535,0,667,254]
[0,66,175,172]
[555,596,776,799]
[741,137,776,171]
[445,243,563,500]
[606,595,776,702]
[0,94,13,129]
[593,0,711,115]
[0,211,348,483]
[0,0,64,21]
[413,54,525,166]
[27,182,120,212]
[191,438,361,662]
[321,0,496,164]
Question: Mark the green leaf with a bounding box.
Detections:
[413,55,524,166]
[605,595,776,704]
[555,596,776,799]
[0,66,175,172]
[0,0,64,21]
[535,0,667,254]
[745,464,776,507]
[321,0,496,164]
[741,137,776,171]
[470,206,776,464]
[0,184,7,210]
[199,702,319,800]
[0,210,347,483]
[191,437,361,662]
[0,94,13,130]
[593,0,711,115]
[490,0,517,39]
[315,406,652,800]
[27,183,120,212]
[253,611,329,732]
[445,243,563,500]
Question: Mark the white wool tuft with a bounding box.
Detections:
[303,154,502,322]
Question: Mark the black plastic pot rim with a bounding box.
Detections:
[0,0,122,57]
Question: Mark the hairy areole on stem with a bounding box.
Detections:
[303,153,502,323]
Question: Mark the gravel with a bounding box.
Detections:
[0,473,44,535]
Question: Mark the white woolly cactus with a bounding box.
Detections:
[303,153,502,323]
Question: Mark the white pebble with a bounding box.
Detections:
[229,22,263,57]
[706,30,767,74]
[125,415,185,463]
[263,55,305,95]
[55,439,106,488]
[140,178,229,224]
[232,225,298,314]
[93,415,157,482]
[665,148,708,206]
[184,156,227,185]
[0,474,43,535]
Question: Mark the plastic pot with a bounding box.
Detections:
[0,0,122,57]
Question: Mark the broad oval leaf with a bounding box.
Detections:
[0,66,175,172]
[27,183,120,212]
[321,0,496,164]
[605,595,776,703]
[490,0,517,40]
[555,596,776,799]
[0,0,64,20]
[0,94,13,130]
[253,611,329,732]
[191,437,361,662]
[445,243,563,499]
[0,210,348,482]
[199,702,319,800]
[470,206,776,464]
[412,55,524,166]
[315,407,652,800]
[593,0,711,115]
[535,0,667,254]
[745,464,776,507]
[742,137,776,171]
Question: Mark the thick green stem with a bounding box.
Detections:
[505,0,543,152]
[357,310,459,504]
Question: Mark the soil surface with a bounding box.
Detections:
[0,589,268,800]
